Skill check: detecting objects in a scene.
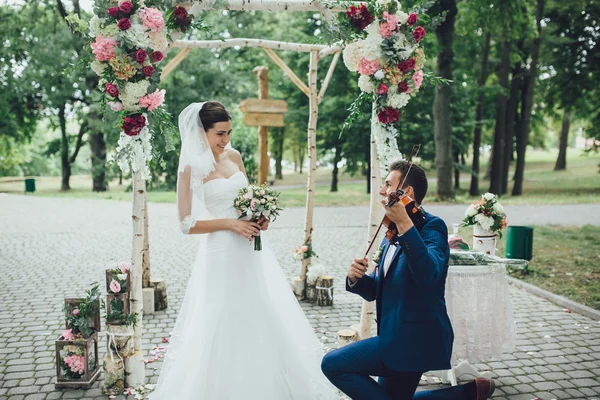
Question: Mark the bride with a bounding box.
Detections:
[150,101,338,399]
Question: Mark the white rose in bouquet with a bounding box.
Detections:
[493,202,504,215]
[465,204,478,218]
[483,192,496,201]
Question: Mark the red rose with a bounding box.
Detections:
[377,107,401,125]
[122,114,147,136]
[376,83,388,95]
[173,6,188,20]
[398,82,410,93]
[412,26,426,43]
[105,82,119,98]
[117,18,131,30]
[407,13,418,26]
[107,7,119,18]
[119,1,134,16]
[346,4,375,31]
[398,58,416,73]
[151,51,164,63]
[135,49,148,64]
[142,65,155,77]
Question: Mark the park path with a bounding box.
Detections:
[0,194,598,400]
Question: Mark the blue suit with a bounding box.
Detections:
[322,212,468,400]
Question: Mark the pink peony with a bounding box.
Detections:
[379,12,398,38]
[117,18,131,30]
[105,82,119,97]
[407,13,418,26]
[108,101,124,111]
[90,35,118,62]
[135,49,147,64]
[61,329,74,341]
[107,7,119,18]
[109,280,121,294]
[142,65,155,77]
[118,261,131,274]
[72,308,80,317]
[376,83,388,95]
[412,26,426,43]
[140,7,165,33]
[151,51,164,63]
[119,1,134,15]
[412,70,424,89]
[139,89,165,112]
[357,58,380,76]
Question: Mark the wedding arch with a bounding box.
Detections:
[88,0,426,386]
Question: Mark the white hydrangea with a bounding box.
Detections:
[124,19,151,48]
[150,31,169,52]
[397,11,409,25]
[358,75,375,93]
[362,25,383,61]
[465,204,479,218]
[89,15,102,37]
[483,192,496,201]
[392,33,414,59]
[475,214,494,231]
[90,60,106,76]
[120,80,150,112]
[306,263,327,285]
[342,40,364,72]
[387,92,410,109]
[100,23,120,38]
[374,70,385,80]
[493,202,505,215]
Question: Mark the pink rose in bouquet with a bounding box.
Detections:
[135,49,147,64]
[412,26,426,43]
[118,18,132,31]
[358,58,380,76]
[151,51,164,63]
[142,65,155,77]
[412,70,424,90]
[105,82,119,97]
[107,7,119,18]
[119,1,134,16]
[109,280,121,294]
[407,13,418,26]
[376,83,389,95]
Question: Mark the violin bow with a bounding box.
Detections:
[363,144,422,258]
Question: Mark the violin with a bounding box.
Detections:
[364,144,427,258]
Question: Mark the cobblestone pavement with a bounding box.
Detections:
[0,194,599,400]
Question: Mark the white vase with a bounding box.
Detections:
[472,224,497,255]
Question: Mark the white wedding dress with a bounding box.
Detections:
[150,170,338,399]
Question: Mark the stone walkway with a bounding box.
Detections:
[0,194,598,400]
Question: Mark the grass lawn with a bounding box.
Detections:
[456,224,600,311]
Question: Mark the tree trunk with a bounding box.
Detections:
[433,0,457,200]
[89,122,107,192]
[513,0,544,195]
[331,142,341,192]
[489,38,511,195]
[274,128,284,180]
[59,104,71,191]
[255,66,270,185]
[454,150,460,190]
[502,46,523,195]
[554,109,570,171]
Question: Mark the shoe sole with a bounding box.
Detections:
[488,379,496,398]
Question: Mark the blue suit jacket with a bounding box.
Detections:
[347,211,453,372]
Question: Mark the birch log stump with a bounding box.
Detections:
[150,279,168,311]
[102,354,124,396]
[359,121,382,339]
[316,276,334,306]
[337,329,359,346]
[125,170,145,387]
[306,280,317,303]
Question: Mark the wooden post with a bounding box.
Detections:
[359,106,382,339]
[254,66,269,184]
[300,50,319,284]
[125,170,145,387]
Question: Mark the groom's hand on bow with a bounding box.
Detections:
[348,258,368,284]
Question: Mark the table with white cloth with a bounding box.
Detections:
[432,262,517,385]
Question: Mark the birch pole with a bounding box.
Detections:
[359,106,383,339]
[293,50,319,298]
[125,170,145,386]
[254,66,270,184]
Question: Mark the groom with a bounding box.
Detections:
[322,160,495,400]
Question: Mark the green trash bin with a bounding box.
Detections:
[24,178,36,194]
[506,226,533,261]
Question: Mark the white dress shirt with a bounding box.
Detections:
[382,244,398,277]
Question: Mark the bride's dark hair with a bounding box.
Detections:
[199,101,231,130]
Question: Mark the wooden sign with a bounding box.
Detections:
[239,98,288,114]
[242,112,284,127]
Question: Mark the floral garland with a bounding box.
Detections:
[85,0,205,179]
[463,192,508,238]
[338,0,428,173]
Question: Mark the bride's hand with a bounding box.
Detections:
[228,220,262,241]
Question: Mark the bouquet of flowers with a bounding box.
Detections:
[463,193,508,238]
[292,231,317,261]
[234,183,283,251]
[372,244,385,266]
[59,345,87,379]
[63,283,102,340]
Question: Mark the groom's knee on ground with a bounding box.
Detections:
[321,351,342,378]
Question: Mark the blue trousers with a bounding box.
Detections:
[321,337,469,400]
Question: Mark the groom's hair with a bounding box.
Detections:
[199,101,231,130]
[389,160,428,205]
